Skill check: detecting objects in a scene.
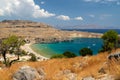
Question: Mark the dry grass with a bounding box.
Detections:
[108,57,120,79]
[0,49,120,80]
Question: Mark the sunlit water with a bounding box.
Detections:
[31,38,103,58]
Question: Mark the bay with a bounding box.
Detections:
[31,38,103,58]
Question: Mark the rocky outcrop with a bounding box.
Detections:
[108,53,120,60]
[13,65,46,80]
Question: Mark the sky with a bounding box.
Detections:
[0,0,120,29]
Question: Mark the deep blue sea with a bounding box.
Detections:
[31,29,120,58]
[62,29,120,34]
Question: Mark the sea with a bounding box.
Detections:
[31,29,120,58]
[62,29,120,34]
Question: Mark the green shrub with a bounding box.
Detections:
[51,51,77,59]
[101,30,119,52]
[20,50,28,56]
[51,54,65,59]
[63,51,76,58]
[79,48,93,56]
[29,53,37,61]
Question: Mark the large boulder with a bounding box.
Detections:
[13,65,46,80]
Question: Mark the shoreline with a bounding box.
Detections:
[21,43,49,61]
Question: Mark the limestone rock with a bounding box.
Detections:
[13,65,46,80]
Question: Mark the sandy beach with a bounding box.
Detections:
[21,43,49,61]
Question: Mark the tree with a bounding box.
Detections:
[101,30,118,52]
[79,48,93,56]
[0,35,25,67]
[63,51,76,58]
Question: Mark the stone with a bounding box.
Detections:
[13,65,46,80]
[66,73,77,80]
[82,76,95,80]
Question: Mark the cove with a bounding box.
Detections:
[31,38,103,58]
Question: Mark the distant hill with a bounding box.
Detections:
[0,20,52,28]
[0,20,102,43]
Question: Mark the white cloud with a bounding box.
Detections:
[0,9,4,16]
[56,15,70,20]
[74,17,83,21]
[0,0,55,18]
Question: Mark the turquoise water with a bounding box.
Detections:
[31,38,103,58]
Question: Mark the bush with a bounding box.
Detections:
[51,54,65,59]
[101,30,119,52]
[51,51,77,59]
[63,51,76,58]
[79,48,93,56]
[20,50,28,56]
[29,53,37,61]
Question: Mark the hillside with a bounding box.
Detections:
[0,49,120,80]
[0,20,102,43]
